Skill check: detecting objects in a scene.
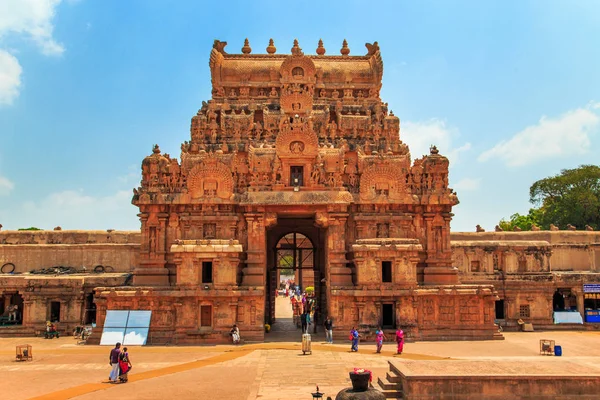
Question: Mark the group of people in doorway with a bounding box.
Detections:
[108,342,132,383]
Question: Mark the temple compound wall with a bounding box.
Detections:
[451,231,600,330]
[1,229,599,337]
[0,231,138,335]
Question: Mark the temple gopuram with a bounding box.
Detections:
[91,38,498,343]
[6,39,597,344]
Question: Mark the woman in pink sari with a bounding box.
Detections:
[395,329,404,355]
[375,327,386,353]
[118,347,132,383]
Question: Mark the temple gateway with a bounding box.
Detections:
[90,38,499,343]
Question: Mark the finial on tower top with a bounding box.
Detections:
[266,38,276,54]
[241,38,252,54]
[291,39,303,56]
[316,39,325,55]
[340,39,350,56]
[153,144,161,154]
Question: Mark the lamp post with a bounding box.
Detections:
[311,385,324,399]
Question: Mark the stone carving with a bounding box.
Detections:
[495,225,503,232]
[264,213,277,229]
[585,225,594,231]
[531,224,540,231]
[476,225,485,233]
[550,224,559,231]
[567,224,577,231]
[203,223,216,239]
[187,159,234,199]
[275,116,318,157]
[289,141,305,154]
[359,163,406,201]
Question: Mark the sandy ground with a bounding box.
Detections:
[2,296,599,400]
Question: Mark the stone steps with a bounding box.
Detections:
[0,326,37,337]
[375,361,403,399]
[386,371,402,383]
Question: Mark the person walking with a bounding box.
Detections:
[350,327,361,352]
[395,328,404,355]
[108,342,121,383]
[301,311,308,333]
[324,317,333,344]
[118,347,132,383]
[375,327,386,353]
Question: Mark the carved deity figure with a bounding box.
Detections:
[290,141,304,154]
[270,87,278,97]
[253,121,263,141]
[328,120,337,140]
[320,89,327,97]
[272,157,282,183]
[310,163,323,185]
[347,173,358,191]
[377,223,389,238]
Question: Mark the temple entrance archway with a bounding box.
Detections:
[265,217,326,336]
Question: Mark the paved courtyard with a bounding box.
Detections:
[3,297,600,400]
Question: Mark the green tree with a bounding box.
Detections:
[498,209,541,231]
[499,165,600,230]
[530,165,600,230]
[18,227,42,231]
[278,255,294,275]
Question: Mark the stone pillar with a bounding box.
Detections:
[423,212,458,285]
[327,213,351,287]
[133,211,170,286]
[574,288,585,320]
[242,213,266,286]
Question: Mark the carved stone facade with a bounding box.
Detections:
[0,40,507,342]
[88,39,499,343]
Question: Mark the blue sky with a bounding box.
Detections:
[0,0,599,232]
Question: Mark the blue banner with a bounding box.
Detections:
[583,284,600,293]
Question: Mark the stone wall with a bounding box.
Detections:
[451,231,600,272]
[0,230,141,273]
[450,231,600,328]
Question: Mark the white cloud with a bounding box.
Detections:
[13,189,140,230]
[0,175,15,195]
[0,49,21,105]
[478,104,600,167]
[453,177,481,192]
[0,0,68,106]
[0,0,65,56]
[401,118,471,166]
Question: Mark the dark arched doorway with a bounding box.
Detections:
[265,217,325,334]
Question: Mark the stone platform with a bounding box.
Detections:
[379,359,600,399]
